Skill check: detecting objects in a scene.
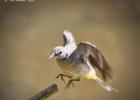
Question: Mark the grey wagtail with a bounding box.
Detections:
[49,30,118,92]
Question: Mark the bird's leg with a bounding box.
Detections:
[65,78,80,89]
[56,74,72,83]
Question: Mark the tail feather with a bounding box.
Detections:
[95,76,118,92]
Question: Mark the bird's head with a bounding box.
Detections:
[49,46,67,59]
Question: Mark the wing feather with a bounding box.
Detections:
[63,34,67,46]
[77,42,113,81]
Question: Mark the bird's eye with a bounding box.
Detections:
[58,51,62,55]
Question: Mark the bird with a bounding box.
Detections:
[49,30,118,92]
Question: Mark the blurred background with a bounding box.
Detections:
[0,0,140,100]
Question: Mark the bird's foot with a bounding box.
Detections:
[56,74,72,83]
[65,78,80,89]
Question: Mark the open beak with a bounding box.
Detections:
[49,52,55,59]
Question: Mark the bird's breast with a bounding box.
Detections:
[56,58,90,77]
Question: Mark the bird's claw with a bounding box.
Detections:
[56,74,72,83]
[65,79,80,90]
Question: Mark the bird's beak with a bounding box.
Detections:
[49,52,55,59]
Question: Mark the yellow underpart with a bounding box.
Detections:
[85,73,97,80]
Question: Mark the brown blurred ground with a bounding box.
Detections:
[0,0,140,100]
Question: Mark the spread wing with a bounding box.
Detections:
[63,30,76,46]
[75,42,113,81]
[63,33,67,46]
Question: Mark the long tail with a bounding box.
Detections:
[94,76,118,92]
